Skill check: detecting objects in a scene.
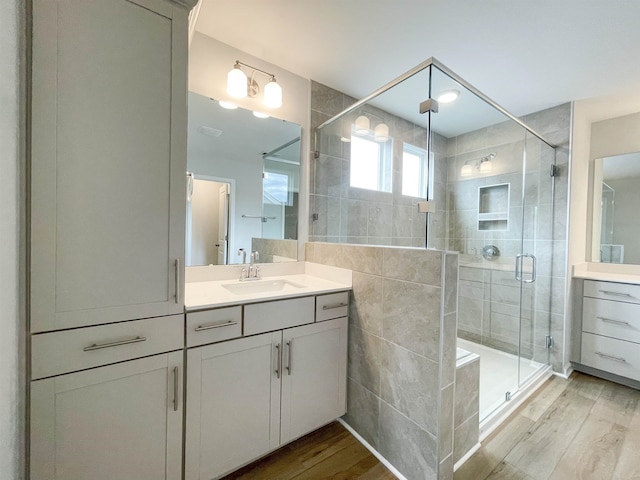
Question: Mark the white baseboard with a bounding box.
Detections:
[555,364,574,380]
[337,418,408,480]
[453,442,481,472]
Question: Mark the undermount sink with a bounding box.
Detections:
[222,279,306,295]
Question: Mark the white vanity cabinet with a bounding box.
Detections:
[184,296,348,480]
[30,351,184,480]
[30,0,194,332]
[578,280,640,382]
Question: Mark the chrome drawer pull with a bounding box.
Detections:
[286,340,292,375]
[322,302,348,310]
[595,351,627,363]
[173,366,179,412]
[599,290,634,298]
[275,343,281,379]
[194,320,238,331]
[83,335,147,352]
[598,316,631,327]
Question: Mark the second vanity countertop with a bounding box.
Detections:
[185,262,352,311]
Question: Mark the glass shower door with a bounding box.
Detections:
[518,132,556,385]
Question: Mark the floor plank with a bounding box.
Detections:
[221,422,395,480]
[456,372,640,480]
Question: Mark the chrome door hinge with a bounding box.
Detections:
[505,391,512,401]
[314,150,320,159]
[550,165,560,177]
[419,98,439,114]
[545,335,554,349]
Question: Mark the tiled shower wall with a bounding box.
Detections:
[306,243,458,480]
[438,104,570,371]
[310,81,431,247]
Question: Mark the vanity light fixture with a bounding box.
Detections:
[354,115,370,134]
[437,89,460,104]
[226,60,282,109]
[461,153,495,177]
[253,111,269,119]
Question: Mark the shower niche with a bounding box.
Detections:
[478,183,509,231]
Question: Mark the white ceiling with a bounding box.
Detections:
[194,0,640,129]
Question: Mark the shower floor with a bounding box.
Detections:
[457,338,544,420]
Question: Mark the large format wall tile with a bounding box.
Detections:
[378,401,438,480]
[454,358,479,427]
[382,278,441,361]
[379,340,439,434]
[382,248,442,286]
[345,379,379,448]
[350,271,384,336]
[348,325,382,395]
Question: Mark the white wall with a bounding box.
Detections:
[0,0,24,478]
[566,95,640,372]
[188,32,311,259]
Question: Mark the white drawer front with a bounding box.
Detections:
[584,280,640,305]
[581,332,640,382]
[32,315,183,379]
[186,306,242,348]
[582,297,640,344]
[244,296,314,336]
[316,291,349,322]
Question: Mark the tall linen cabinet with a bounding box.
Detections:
[29,0,196,478]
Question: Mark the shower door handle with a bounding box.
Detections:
[522,253,537,284]
[515,254,536,283]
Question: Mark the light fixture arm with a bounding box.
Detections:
[233,60,278,83]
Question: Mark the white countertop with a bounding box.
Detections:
[184,262,352,311]
[573,262,640,285]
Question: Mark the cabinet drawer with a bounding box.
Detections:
[31,314,183,380]
[186,306,242,348]
[583,297,640,343]
[584,280,640,305]
[581,332,640,382]
[316,291,349,322]
[244,297,314,336]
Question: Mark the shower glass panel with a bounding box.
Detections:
[311,68,431,246]
[312,59,556,424]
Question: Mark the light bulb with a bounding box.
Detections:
[218,100,238,110]
[480,160,493,173]
[264,78,282,108]
[461,164,472,177]
[227,65,248,98]
[374,123,389,142]
[354,115,370,134]
[437,89,460,104]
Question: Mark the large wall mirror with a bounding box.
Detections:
[589,111,640,266]
[591,152,640,264]
[187,92,301,266]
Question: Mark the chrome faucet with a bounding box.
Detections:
[247,251,261,281]
[237,248,246,264]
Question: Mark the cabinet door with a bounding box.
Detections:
[30,0,189,332]
[30,351,183,480]
[185,332,282,480]
[280,317,348,444]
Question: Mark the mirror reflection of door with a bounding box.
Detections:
[217,183,229,264]
[186,176,232,266]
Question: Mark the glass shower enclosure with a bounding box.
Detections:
[312,59,558,422]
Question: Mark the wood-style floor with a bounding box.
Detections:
[221,422,396,480]
[455,371,640,480]
[221,372,640,480]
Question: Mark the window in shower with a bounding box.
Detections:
[402,143,429,198]
[349,130,392,192]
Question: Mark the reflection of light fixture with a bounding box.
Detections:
[226,60,282,108]
[253,111,269,119]
[437,89,460,104]
[355,115,370,134]
[374,123,390,142]
[461,153,496,177]
[353,112,390,143]
[218,100,238,109]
